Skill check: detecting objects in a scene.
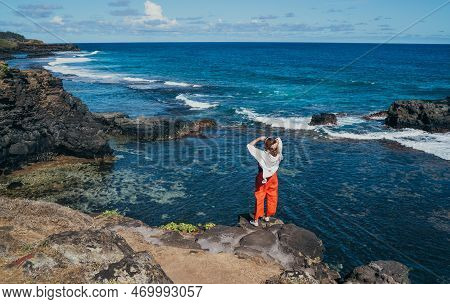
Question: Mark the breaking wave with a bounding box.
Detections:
[236,108,315,130]
[236,108,367,130]
[324,129,450,161]
[45,56,197,87]
[176,94,217,109]
[76,50,100,57]
[164,81,201,88]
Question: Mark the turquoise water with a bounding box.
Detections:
[9,43,450,283]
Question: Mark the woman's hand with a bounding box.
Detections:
[248,136,267,146]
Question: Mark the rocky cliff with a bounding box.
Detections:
[0,64,112,174]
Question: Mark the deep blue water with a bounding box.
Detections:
[9,43,450,283]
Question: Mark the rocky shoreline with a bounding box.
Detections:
[0,31,79,61]
[307,97,449,131]
[0,63,217,174]
[0,197,410,284]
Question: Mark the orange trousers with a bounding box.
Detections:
[254,171,278,220]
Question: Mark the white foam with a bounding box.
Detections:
[48,57,92,66]
[337,115,366,126]
[46,58,159,84]
[45,64,116,81]
[176,94,217,109]
[164,81,191,87]
[236,108,315,130]
[76,50,100,57]
[128,84,156,90]
[237,108,368,130]
[324,129,450,161]
[123,77,157,83]
[164,81,201,87]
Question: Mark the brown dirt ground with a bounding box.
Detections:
[0,196,281,284]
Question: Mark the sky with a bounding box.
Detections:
[0,0,449,43]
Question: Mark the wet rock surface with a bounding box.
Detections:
[385,97,449,132]
[363,110,388,120]
[93,112,217,141]
[309,113,338,126]
[344,260,410,284]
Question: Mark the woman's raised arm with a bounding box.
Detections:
[248,136,267,146]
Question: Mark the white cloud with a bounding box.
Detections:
[144,1,164,20]
[125,1,176,28]
[50,16,64,25]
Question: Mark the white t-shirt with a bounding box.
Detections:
[247,137,283,183]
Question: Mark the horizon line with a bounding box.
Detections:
[68,41,450,45]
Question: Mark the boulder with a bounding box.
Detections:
[385,97,449,132]
[309,113,337,126]
[344,260,410,284]
[19,228,173,283]
[239,230,277,251]
[44,229,135,265]
[277,224,324,260]
[93,252,173,284]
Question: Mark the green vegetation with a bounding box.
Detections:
[20,243,34,253]
[0,38,17,49]
[161,222,216,233]
[98,209,121,217]
[161,222,199,233]
[0,31,26,41]
[203,222,216,230]
[0,61,9,78]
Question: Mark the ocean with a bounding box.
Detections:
[8,42,450,283]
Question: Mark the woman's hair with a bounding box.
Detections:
[264,137,279,157]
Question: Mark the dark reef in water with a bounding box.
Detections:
[309,113,338,126]
[385,97,450,133]
[93,112,217,141]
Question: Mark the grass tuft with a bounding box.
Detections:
[98,209,121,217]
[0,61,9,79]
[160,222,216,233]
[160,222,199,233]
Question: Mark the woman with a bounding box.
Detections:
[247,136,283,227]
